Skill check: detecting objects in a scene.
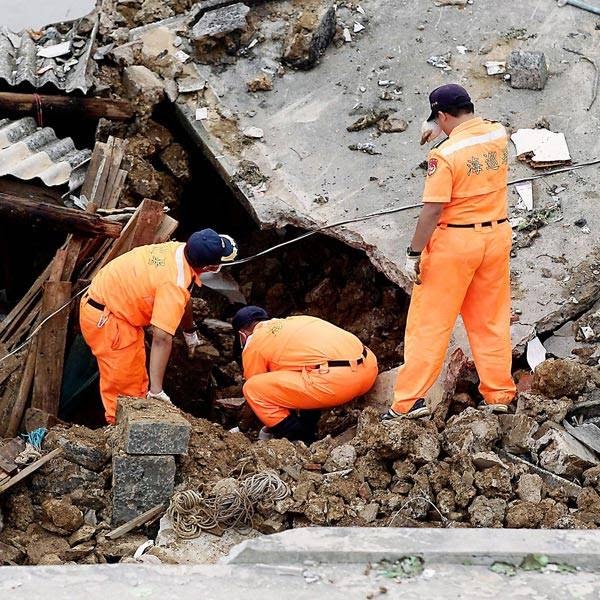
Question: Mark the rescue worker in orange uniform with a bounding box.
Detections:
[80,229,238,424]
[233,306,379,443]
[383,84,516,422]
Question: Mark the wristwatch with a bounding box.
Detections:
[406,247,422,257]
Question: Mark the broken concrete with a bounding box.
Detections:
[508,50,548,90]
[192,3,250,41]
[122,64,164,100]
[532,359,591,399]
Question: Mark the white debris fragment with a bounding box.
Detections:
[343,28,352,43]
[353,22,365,33]
[427,52,452,71]
[511,129,571,164]
[514,180,534,211]
[243,126,264,139]
[378,80,393,86]
[435,0,469,5]
[356,5,366,14]
[581,326,595,340]
[173,49,190,63]
[359,86,366,92]
[527,336,547,370]
[582,225,591,234]
[456,45,469,54]
[195,107,208,120]
[247,38,259,49]
[38,40,71,58]
[36,64,55,75]
[484,60,506,75]
[133,540,154,560]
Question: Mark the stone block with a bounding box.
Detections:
[508,50,548,90]
[283,2,337,70]
[112,452,175,526]
[192,3,250,41]
[123,65,164,99]
[116,396,191,455]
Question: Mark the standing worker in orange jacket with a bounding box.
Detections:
[383,84,516,422]
[80,229,238,424]
[233,306,379,443]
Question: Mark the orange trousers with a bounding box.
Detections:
[243,349,378,427]
[393,222,516,413]
[80,298,148,424]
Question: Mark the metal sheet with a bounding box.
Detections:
[0,18,98,94]
[0,117,91,190]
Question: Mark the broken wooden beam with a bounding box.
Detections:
[0,448,62,495]
[0,438,25,475]
[0,92,134,121]
[0,192,123,238]
[105,504,165,540]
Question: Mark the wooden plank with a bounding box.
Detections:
[49,249,67,282]
[154,214,179,243]
[61,236,83,281]
[0,342,21,388]
[0,448,63,495]
[105,504,165,540]
[80,142,106,202]
[106,169,128,210]
[0,92,134,120]
[90,138,113,209]
[5,332,39,437]
[0,192,123,238]
[0,438,25,475]
[30,281,72,416]
[101,138,127,208]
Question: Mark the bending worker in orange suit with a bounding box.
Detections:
[383,83,516,423]
[233,306,379,443]
[80,229,238,424]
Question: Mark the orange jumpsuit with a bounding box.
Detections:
[242,316,379,427]
[80,242,198,423]
[393,117,516,413]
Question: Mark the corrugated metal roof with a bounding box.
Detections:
[0,117,91,190]
[0,18,98,94]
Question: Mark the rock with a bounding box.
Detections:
[38,553,63,565]
[122,65,164,100]
[517,474,543,503]
[472,452,508,470]
[361,368,396,414]
[583,464,600,488]
[507,50,548,90]
[42,499,84,533]
[5,489,34,531]
[532,359,589,398]
[192,3,250,41]
[68,525,96,547]
[145,120,173,150]
[429,348,470,426]
[468,496,506,527]
[515,392,573,424]
[498,413,539,454]
[116,396,191,455]
[447,455,476,508]
[576,487,600,521]
[536,426,599,478]
[247,73,273,92]
[436,489,456,517]
[45,426,110,472]
[283,2,337,70]
[539,498,569,528]
[505,500,542,528]
[26,533,70,564]
[242,126,264,139]
[126,156,161,199]
[377,117,408,133]
[160,143,191,182]
[202,318,234,334]
[97,533,149,561]
[323,444,357,472]
[64,541,96,561]
[474,466,513,499]
[134,0,174,25]
[442,408,501,454]
[215,397,246,409]
[112,452,176,526]
[358,503,379,524]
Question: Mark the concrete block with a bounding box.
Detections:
[122,65,164,99]
[508,50,548,90]
[192,3,249,41]
[111,452,175,526]
[116,396,191,455]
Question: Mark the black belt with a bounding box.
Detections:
[86,296,105,311]
[314,347,368,369]
[444,218,508,228]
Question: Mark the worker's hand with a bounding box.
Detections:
[420,120,442,146]
[147,389,171,404]
[405,250,422,285]
[183,329,201,358]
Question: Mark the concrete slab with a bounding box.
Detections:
[176,0,600,352]
[225,527,600,568]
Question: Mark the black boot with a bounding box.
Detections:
[270,413,316,444]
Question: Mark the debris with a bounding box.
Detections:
[105,504,165,540]
[123,65,165,100]
[507,50,548,90]
[242,126,264,139]
[246,73,273,92]
[37,40,72,59]
[564,420,600,454]
[536,425,598,478]
[511,128,571,168]
[348,142,381,155]
[195,107,209,120]
[347,110,390,132]
[514,180,533,210]
[526,336,546,370]
[377,117,408,134]
[484,60,506,75]
[192,3,250,42]
[343,28,352,43]
[557,0,600,16]
[0,447,62,495]
[378,556,424,579]
[427,52,452,71]
[353,22,365,33]
[532,359,590,398]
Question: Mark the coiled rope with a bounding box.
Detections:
[167,470,289,539]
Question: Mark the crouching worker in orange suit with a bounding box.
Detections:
[80,229,238,424]
[233,306,379,443]
[382,83,516,423]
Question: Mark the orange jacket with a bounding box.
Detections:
[242,316,366,379]
[89,242,200,335]
[423,117,509,224]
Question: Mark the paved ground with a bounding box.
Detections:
[1,562,599,599]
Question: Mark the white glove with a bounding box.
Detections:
[183,330,201,358]
[147,390,171,404]
[420,120,442,146]
[405,250,421,285]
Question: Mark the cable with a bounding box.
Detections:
[507,158,600,186]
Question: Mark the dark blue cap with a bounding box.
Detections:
[232,306,269,331]
[427,83,472,121]
[184,229,237,268]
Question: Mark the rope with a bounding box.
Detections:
[167,470,289,539]
[22,427,47,451]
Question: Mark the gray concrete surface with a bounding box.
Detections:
[1,562,600,599]
[225,527,600,568]
[178,0,600,353]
